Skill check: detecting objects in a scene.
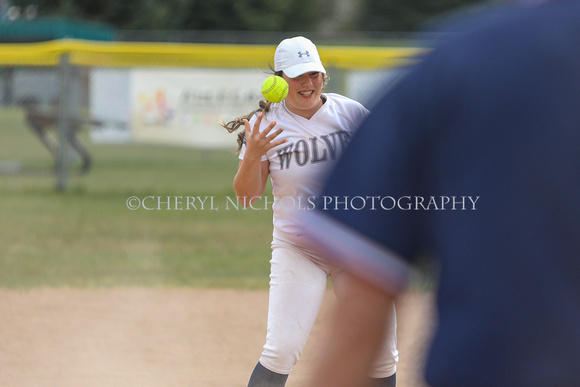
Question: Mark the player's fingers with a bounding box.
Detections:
[269,138,289,149]
[252,112,264,135]
[243,119,251,136]
[261,120,278,137]
[265,127,284,141]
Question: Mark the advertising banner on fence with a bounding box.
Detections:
[89,67,399,148]
[89,69,132,144]
[130,68,265,148]
[90,67,266,148]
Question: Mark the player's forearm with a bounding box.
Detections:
[233,157,265,206]
[306,276,392,387]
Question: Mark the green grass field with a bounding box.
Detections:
[1,107,275,289]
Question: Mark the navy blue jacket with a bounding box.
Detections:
[306,1,580,385]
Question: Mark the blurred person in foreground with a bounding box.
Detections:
[300,1,580,386]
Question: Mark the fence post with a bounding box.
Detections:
[56,52,71,191]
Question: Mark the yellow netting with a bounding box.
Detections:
[0,38,422,69]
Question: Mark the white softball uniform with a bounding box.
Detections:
[239,93,399,377]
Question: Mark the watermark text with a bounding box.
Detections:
[126,195,480,211]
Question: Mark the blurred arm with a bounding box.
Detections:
[306,275,396,387]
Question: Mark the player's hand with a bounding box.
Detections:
[243,112,287,161]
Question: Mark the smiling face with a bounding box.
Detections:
[282,71,325,120]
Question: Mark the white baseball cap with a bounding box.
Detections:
[274,36,326,78]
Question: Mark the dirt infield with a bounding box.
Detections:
[0,288,434,387]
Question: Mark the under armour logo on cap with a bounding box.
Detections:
[274,36,326,78]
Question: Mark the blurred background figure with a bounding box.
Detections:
[301,1,580,386]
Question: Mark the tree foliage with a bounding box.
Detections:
[357,0,485,32]
[11,0,484,32]
[11,0,326,31]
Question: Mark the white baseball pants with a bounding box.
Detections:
[257,231,399,378]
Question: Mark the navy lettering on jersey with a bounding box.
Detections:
[320,132,340,160]
[294,140,309,166]
[310,136,327,163]
[276,130,352,170]
[337,130,351,151]
[276,143,294,169]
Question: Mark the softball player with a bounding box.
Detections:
[221,36,398,387]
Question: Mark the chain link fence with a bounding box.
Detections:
[0,39,421,190]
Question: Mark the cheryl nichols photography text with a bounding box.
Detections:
[126,195,480,211]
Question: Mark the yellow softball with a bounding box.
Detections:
[261,75,289,103]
